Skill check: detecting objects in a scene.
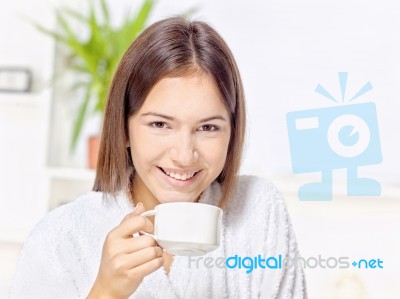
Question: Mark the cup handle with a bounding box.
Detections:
[141,210,157,217]
[139,210,157,239]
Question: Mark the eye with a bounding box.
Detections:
[199,124,219,132]
[150,121,168,129]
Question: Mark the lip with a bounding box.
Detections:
[157,166,201,187]
[159,167,202,175]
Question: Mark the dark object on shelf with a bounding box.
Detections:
[0,68,32,92]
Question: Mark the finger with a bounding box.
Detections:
[124,246,164,269]
[120,235,157,253]
[131,202,145,216]
[127,255,164,279]
[111,207,154,238]
[118,215,154,238]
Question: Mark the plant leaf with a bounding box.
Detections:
[24,17,68,43]
[128,0,155,40]
[59,6,87,23]
[116,0,155,61]
[71,87,91,152]
[100,0,110,24]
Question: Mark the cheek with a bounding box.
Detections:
[201,136,230,168]
[129,128,159,168]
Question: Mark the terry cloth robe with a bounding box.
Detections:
[9,175,307,299]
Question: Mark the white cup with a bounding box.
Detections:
[141,202,223,256]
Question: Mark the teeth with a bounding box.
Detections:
[162,169,196,181]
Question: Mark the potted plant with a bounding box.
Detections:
[34,0,156,168]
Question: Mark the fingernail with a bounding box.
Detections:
[131,202,143,215]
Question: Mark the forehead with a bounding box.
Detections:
[138,73,229,118]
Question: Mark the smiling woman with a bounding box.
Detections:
[94,16,245,211]
[9,17,307,299]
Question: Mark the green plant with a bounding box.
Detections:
[34,0,155,150]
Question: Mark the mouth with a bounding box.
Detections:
[157,167,201,181]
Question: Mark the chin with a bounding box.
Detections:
[156,191,199,204]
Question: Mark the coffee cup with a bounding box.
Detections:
[140,202,223,256]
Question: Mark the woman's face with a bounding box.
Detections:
[128,73,231,204]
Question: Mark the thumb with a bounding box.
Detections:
[132,202,145,216]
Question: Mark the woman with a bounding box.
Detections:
[10,17,307,298]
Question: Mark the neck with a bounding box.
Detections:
[130,175,160,214]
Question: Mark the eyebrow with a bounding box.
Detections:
[141,112,227,122]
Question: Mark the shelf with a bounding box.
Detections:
[0,92,49,106]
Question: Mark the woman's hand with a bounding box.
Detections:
[87,203,163,299]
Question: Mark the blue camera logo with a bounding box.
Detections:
[286,72,382,200]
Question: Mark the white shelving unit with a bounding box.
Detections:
[0,92,51,243]
[0,91,97,242]
[0,93,44,106]
[47,167,96,210]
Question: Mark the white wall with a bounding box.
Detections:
[80,0,400,178]
[55,0,400,178]
[174,0,400,180]
[1,0,400,298]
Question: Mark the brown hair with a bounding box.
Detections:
[93,16,246,209]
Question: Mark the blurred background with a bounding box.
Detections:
[1,0,400,298]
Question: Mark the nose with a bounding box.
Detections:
[169,130,198,165]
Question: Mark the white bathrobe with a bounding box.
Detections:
[9,175,307,299]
